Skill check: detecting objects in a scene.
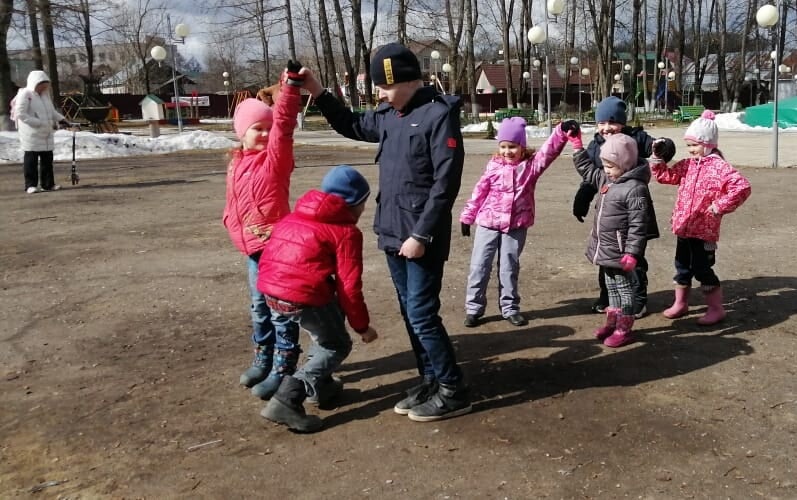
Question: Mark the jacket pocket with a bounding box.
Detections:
[395,192,426,236]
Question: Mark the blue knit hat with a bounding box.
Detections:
[595,96,628,125]
[321,165,371,206]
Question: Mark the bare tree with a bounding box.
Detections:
[1,0,14,130]
[108,0,163,94]
[285,0,296,60]
[484,0,515,108]
[316,0,340,98]
[26,0,43,69]
[465,0,478,119]
[585,0,616,100]
[39,0,60,98]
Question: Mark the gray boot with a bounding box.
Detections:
[407,381,472,422]
[393,376,438,415]
[260,376,323,432]
[239,344,273,387]
[251,349,299,400]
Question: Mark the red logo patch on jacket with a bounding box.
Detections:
[447,137,457,148]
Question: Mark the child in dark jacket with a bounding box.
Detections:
[568,131,654,348]
[258,165,378,432]
[572,96,674,317]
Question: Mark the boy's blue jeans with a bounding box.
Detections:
[271,300,353,397]
[247,253,298,351]
[385,252,463,387]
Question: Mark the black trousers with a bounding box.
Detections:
[23,151,55,190]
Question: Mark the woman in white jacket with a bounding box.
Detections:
[13,70,68,193]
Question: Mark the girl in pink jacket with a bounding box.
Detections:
[222,63,304,399]
[650,110,751,325]
[459,118,575,327]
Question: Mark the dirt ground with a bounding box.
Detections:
[1,133,796,499]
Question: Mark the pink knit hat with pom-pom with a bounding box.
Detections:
[684,110,719,148]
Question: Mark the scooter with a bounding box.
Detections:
[69,124,80,185]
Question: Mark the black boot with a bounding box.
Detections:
[260,376,322,432]
[407,382,472,422]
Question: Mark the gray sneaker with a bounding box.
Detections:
[407,382,472,422]
[393,377,438,415]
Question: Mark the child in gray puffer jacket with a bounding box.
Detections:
[567,130,654,348]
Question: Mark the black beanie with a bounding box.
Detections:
[370,43,422,86]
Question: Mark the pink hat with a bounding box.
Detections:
[496,117,528,148]
[600,134,638,171]
[684,110,719,148]
[233,98,273,139]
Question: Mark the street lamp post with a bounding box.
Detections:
[222,71,230,119]
[753,67,760,104]
[528,0,564,135]
[442,62,452,94]
[570,56,581,121]
[522,71,531,111]
[657,61,666,115]
[581,67,590,120]
[430,50,440,91]
[532,58,541,119]
[757,3,779,168]
[150,14,190,133]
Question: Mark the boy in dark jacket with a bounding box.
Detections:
[572,96,674,317]
[298,43,471,422]
[258,165,378,432]
[569,130,654,348]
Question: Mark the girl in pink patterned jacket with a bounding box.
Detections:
[459,118,576,327]
[650,110,751,326]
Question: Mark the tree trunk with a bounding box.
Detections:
[1,0,14,130]
[39,0,60,100]
[317,0,340,100]
[466,0,478,120]
[285,0,296,60]
[26,0,43,70]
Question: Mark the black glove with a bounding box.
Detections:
[573,181,598,223]
[460,222,471,237]
[285,59,304,86]
[652,138,676,163]
[560,119,580,136]
[58,119,70,129]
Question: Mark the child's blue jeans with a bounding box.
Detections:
[270,300,353,398]
[247,253,299,351]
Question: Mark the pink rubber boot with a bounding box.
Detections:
[663,286,690,319]
[604,314,635,348]
[594,307,621,340]
[697,287,726,325]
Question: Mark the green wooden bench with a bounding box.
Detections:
[673,105,705,123]
[494,107,537,123]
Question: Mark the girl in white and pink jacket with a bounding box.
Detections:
[459,118,576,327]
[651,110,751,326]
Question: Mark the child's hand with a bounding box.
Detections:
[573,181,597,222]
[620,254,637,272]
[301,69,325,98]
[561,120,583,150]
[460,222,471,237]
[359,327,378,343]
[285,59,304,87]
[652,138,676,162]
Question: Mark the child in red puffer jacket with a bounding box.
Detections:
[258,165,378,432]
